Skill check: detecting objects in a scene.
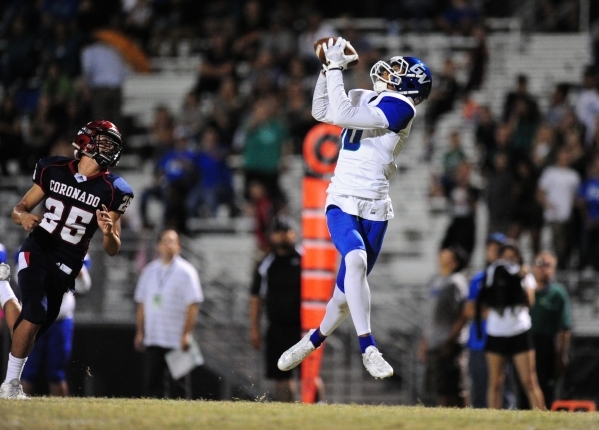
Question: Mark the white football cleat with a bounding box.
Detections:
[0,263,10,282]
[277,329,317,371]
[362,346,393,379]
[0,379,28,399]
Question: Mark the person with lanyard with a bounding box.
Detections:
[134,229,203,398]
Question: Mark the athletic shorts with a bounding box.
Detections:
[17,237,74,339]
[265,325,301,380]
[485,330,533,356]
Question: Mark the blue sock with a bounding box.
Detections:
[358,334,376,353]
[309,329,327,348]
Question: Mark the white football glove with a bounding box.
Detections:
[322,37,358,71]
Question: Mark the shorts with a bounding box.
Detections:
[425,343,468,398]
[266,324,301,380]
[485,330,533,356]
[17,237,74,339]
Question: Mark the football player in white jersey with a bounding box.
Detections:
[278,38,432,379]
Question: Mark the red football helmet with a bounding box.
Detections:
[72,120,123,168]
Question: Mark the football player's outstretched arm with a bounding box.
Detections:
[12,184,45,232]
[312,72,334,124]
[96,204,122,256]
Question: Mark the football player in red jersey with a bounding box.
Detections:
[0,120,134,398]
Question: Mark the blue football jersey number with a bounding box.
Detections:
[39,197,94,245]
[341,128,362,151]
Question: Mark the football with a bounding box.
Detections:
[313,37,359,68]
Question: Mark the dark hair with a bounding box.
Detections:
[447,245,469,273]
[475,260,528,338]
[499,239,523,265]
[269,215,296,235]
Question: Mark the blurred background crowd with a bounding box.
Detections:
[1,0,599,407]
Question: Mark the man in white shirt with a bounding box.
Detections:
[134,229,203,398]
[278,38,432,379]
[537,147,580,269]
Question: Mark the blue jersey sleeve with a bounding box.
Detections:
[467,271,485,300]
[83,253,92,270]
[375,97,415,133]
[0,244,6,264]
[110,176,134,214]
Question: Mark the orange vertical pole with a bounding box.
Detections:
[300,123,341,403]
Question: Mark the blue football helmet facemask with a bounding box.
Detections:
[370,56,432,104]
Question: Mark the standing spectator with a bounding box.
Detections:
[247,180,274,262]
[506,97,540,164]
[576,156,599,271]
[187,126,236,218]
[419,246,470,407]
[508,158,544,256]
[517,251,571,410]
[475,105,497,174]
[530,124,556,170]
[442,131,467,183]
[134,229,204,399]
[537,147,581,269]
[574,66,599,148]
[464,233,516,409]
[425,58,460,135]
[475,241,545,410]
[464,24,488,93]
[486,152,513,235]
[139,127,197,234]
[21,254,92,396]
[195,33,235,97]
[502,74,534,123]
[238,95,289,208]
[81,39,128,126]
[250,216,303,402]
[441,162,479,260]
[545,83,571,128]
[0,94,23,175]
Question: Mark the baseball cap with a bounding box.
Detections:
[487,232,507,245]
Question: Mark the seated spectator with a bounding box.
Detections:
[475,106,497,173]
[0,17,37,88]
[530,124,556,170]
[209,76,244,148]
[178,91,205,140]
[41,20,80,78]
[40,61,74,107]
[260,12,296,65]
[502,74,534,123]
[149,104,175,157]
[187,126,236,218]
[282,81,316,154]
[232,0,267,63]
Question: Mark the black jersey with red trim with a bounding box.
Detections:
[29,156,133,275]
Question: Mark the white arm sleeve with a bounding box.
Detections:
[311,72,334,124]
[326,70,389,130]
[74,266,92,294]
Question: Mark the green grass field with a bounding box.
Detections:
[1,398,599,430]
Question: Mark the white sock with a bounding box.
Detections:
[343,249,372,335]
[5,353,27,383]
[0,280,17,309]
[320,286,350,336]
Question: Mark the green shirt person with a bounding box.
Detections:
[520,251,572,410]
